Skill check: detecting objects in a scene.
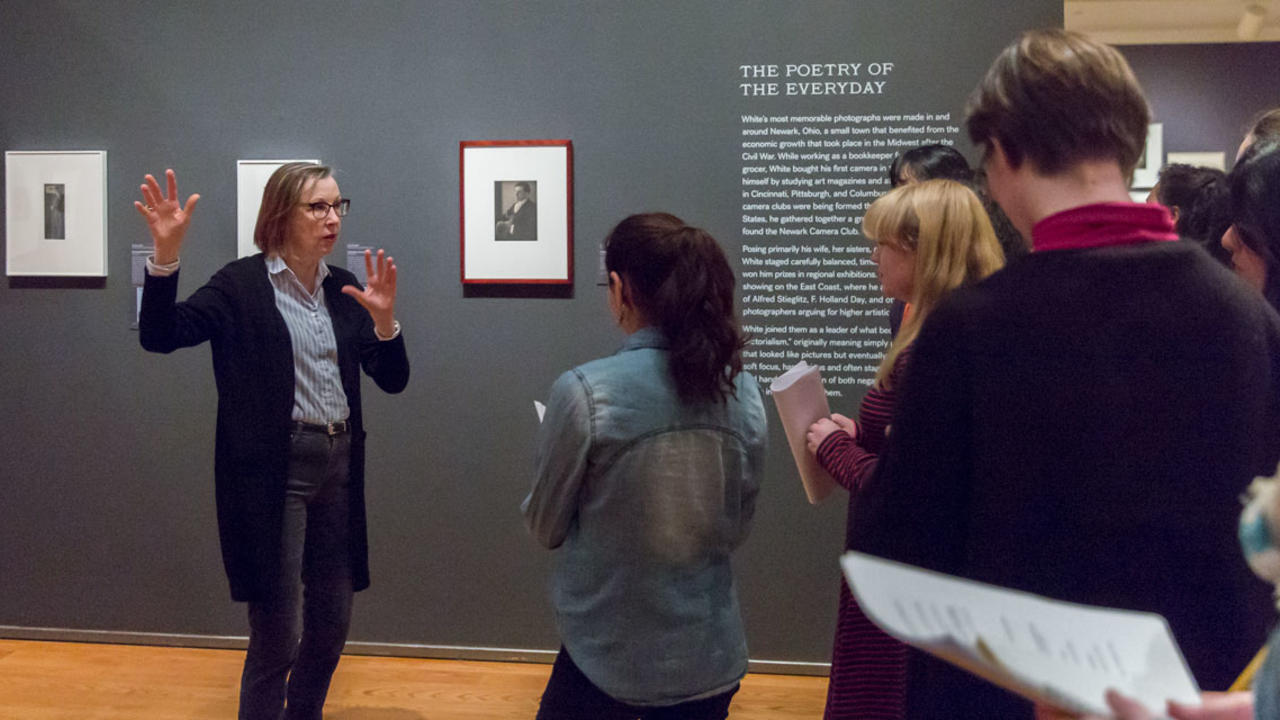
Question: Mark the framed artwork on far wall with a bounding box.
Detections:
[460,139,572,284]
[5,150,108,276]
[1131,123,1163,189]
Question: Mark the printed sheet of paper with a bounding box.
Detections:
[769,361,836,504]
[840,552,1200,715]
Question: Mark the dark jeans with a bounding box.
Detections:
[239,429,353,720]
[535,647,739,720]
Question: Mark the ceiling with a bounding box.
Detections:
[1065,0,1280,43]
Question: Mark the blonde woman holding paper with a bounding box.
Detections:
[804,179,1004,720]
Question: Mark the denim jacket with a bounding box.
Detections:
[1240,473,1280,719]
[522,327,768,706]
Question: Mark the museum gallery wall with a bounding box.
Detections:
[0,1,1059,667]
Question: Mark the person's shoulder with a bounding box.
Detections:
[215,253,265,276]
[321,265,369,312]
[549,364,587,392]
[572,349,641,386]
[891,342,916,370]
[734,368,762,391]
[207,253,267,289]
[571,347,676,405]
[732,369,765,407]
[325,262,360,286]
[1154,242,1274,314]
[926,272,1008,328]
[730,370,768,434]
[223,253,266,271]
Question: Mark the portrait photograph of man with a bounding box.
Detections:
[494,180,537,241]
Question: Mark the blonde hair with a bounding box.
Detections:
[863,179,1005,387]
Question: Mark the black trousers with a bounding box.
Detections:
[535,647,739,720]
[239,430,353,720]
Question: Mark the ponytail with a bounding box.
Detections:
[605,213,746,404]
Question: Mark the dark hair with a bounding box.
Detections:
[889,144,973,188]
[966,29,1150,176]
[1229,140,1280,308]
[515,181,532,193]
[605,213,746,404]
[255,162,333,254]
[1154,164,1232,266]
[970,168,1029,260]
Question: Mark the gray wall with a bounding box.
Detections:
[1121,42,1280,167]
[0,1,1058,664]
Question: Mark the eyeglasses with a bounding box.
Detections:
[301,199,350,219]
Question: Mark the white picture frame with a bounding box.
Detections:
[460,140,573,284]
[236,159,320,258]
[1131,123,1163,189]
[5,150,108,276]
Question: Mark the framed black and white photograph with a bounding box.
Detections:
[1131,123,1163,189]
[237,159,320,258]
[460,140,572,284]
[44,184,66,240]
[5,150,107,276]
[493,180,538,242]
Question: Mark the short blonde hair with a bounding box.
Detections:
[863,179,1005,387]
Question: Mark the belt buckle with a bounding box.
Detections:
[326,420,347,436]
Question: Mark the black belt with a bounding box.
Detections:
[292,420,349,437]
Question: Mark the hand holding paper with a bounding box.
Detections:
[807,413,857,454]
[840,552,1201,716]
[1037,690,1254,720]
[769,361,836,504]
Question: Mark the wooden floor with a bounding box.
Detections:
[0,639,827,719]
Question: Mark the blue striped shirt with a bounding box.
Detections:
[265,255,349,424]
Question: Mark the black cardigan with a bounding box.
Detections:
[852,241,1280,716]
[140,254,409,601]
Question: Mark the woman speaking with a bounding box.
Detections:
[137,164,409,720]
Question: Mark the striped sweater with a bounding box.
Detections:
[814,348,912,720]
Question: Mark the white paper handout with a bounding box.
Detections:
[840,552,1201,716]
[769,361,836,504]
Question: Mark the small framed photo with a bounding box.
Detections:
[460,140,572,284]
[5,150,107,276]
[1131,123,1163,189]
[237,159,320,258]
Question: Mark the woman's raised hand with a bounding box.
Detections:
[134,169,200,264]
[342,249,398,336]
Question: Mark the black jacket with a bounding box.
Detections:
[853,241,1280,716]
[140,254,409,601]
